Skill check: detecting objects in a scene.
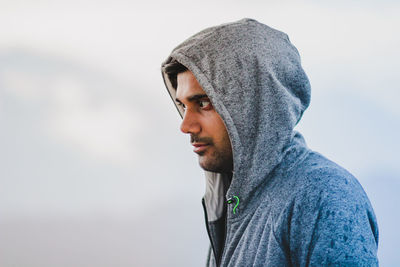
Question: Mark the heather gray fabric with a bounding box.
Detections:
[161,18,378,267]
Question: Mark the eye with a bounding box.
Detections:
[198,99,212,110]
[177,102,186,110]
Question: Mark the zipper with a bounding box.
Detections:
[202,195,237,267]
[219,196,239,266]
[202,198,218,266]
[202,198,229,267]
[218,200,228,267]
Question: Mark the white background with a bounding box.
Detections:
[0,0,399,266]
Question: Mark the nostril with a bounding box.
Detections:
[180,120,190,134]
[180,113,200,135]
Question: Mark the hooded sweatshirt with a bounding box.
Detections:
[161,18,379,267]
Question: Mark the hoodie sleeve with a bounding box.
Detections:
[285,175,379,266]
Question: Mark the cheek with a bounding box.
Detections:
[211,117,230,145]
[201,112,221,133]
[201,111,231,147]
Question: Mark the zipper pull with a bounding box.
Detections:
[227,195,240,214]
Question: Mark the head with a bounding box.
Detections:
[164,59,233,173]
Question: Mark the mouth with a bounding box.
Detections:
[192,143,209,154]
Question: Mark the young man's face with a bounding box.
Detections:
[175,70,233,173]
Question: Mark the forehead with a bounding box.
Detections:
[176,70,207,100]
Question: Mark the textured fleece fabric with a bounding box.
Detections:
[161,18,379,267]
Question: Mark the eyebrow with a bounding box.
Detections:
[175,94,209,104]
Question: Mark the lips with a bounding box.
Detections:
[192,143,209,153]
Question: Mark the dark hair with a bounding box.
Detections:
[163,58,188,89]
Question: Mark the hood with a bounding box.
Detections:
[161,18,311,220]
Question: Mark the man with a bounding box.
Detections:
[161,18,379,266]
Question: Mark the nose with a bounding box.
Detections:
[180,110,201,134]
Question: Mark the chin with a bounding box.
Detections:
[199,157,214,171]
[199,157,223,173]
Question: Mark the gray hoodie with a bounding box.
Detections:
[161,18,378,267]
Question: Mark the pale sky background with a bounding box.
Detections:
[0,0,399,266]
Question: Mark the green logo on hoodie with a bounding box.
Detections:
[228,196,240,214]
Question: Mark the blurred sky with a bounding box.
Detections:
[0,0,399,266]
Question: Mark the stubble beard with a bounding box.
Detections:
[192,135,233,174]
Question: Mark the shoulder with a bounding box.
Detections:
[290,151,368,203]
[287,151,377,238]
[281,151,379,266]
[263,150,376,228]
